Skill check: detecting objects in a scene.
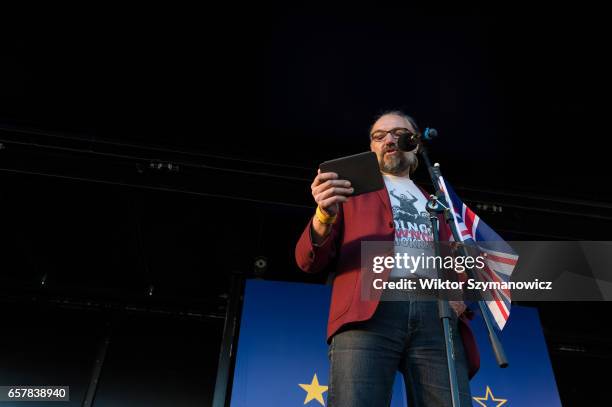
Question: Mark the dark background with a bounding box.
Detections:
[0,6,610,405]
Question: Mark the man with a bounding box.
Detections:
[295,111,478,406]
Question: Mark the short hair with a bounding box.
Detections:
[369,110,421,137]
[369,110,420,175]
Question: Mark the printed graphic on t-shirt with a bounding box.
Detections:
[387,188,433,247]
[383,175,435,278]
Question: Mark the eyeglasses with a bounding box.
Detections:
[370,127,416,143]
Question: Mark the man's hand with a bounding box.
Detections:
[310,169,353,244]
[450,301,467,316]
[311,169,353,216]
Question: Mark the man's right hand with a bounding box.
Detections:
[311,169,353,217]
[310,169,353,244]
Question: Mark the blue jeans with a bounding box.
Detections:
[327,299,472,407]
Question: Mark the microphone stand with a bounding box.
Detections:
[417,133,509,406]
[425,196,462,407]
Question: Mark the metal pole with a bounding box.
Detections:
[212,273,245,407]
[82,323,111,407]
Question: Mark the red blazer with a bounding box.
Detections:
[295,185,480,379]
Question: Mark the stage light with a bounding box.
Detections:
[253,256,268,277]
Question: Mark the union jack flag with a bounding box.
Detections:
[438,176,519,330]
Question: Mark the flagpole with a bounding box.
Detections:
[418,142,509,369]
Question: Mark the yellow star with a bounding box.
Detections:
[298,373,328,406]
[473,385,508,407]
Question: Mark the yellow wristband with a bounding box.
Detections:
[315,206,337,225]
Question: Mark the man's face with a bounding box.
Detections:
[369,114,417,176]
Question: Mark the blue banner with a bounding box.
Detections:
[469,304,562,406]
[230,280,561,406]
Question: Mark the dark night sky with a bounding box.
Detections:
[1,7,608,200]
[1,7,610,288]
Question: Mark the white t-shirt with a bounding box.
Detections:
[382,174,435,278]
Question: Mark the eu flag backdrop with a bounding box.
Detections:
[230,279,561,406]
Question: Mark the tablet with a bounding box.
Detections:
[319,151,384,196]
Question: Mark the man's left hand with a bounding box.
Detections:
[449,301,466,316]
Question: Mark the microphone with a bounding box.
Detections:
[398,127,438,151]
[397,132,418,151]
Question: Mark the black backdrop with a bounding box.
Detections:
[1,6,610,405]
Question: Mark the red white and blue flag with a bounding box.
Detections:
[438,176,519,330]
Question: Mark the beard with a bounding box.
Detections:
[379,151,416,175]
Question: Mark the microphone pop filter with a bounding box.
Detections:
[398,132,419,152]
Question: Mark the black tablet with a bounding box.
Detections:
[319,151,384,196]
